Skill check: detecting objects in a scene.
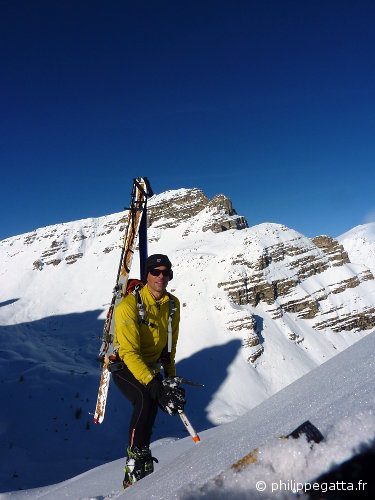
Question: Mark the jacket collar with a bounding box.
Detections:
[144,284,169,304]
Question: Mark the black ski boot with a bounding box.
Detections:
[123,445,158,488]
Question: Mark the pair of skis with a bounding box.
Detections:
[93,177,152,425]
[93,177,201,444]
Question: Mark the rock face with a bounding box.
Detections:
[202,195,248,233]
[311,235,350,266]
[148,189,210,228]
[218,225,375,358]
[148,188,248,233]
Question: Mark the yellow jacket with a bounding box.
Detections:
[114,284,180,386]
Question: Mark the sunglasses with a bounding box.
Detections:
[149,268,171,278]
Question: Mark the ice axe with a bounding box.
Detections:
[179,410,200,443]
[163,376,204,443]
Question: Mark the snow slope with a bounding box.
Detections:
[2,328,374,499]
[338,222,375,275]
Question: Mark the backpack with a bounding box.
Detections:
[125,278,144,297]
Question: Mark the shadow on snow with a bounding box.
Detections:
[0,298,20,308]
[0,310,241,492]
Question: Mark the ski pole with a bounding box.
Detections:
[178,410,200,443]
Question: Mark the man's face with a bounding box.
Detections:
[147,266,170,297]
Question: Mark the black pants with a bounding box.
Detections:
[112,364,158,450]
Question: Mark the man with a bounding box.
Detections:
[113,254,185,488]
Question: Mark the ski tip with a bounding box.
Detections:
[193,435,200,443]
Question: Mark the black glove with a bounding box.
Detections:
[147,376,186,416]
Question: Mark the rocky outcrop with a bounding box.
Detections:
[312,235,350,266]
[226,311,263,362]
[148,189,248,233]
[65,253,83,265]
[29,234,86,268]
[202,195,248,233]
[148,189,210,229]
[314,307,375,332]
[218,226,375,346]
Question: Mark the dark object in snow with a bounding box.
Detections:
[286,420,324,443]
[231,420,324,472]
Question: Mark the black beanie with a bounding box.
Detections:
[144,254,172,278]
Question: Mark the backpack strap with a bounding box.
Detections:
[166,292,177,353]
[133,286,155,328]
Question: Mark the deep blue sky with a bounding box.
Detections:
[1,0,375,240]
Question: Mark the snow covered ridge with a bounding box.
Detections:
[338,222,375,276]
[1,187,375,492]
[0,188,246,270]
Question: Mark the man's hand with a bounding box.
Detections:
[147,376,186,416]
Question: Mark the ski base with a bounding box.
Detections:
[93,357,111,424]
